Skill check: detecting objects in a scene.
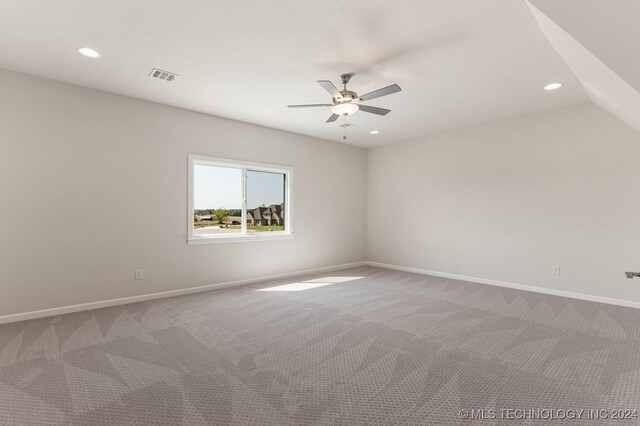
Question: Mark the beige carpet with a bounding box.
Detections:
[1,266,639,425]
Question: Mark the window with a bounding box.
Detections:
[188,155,293,244]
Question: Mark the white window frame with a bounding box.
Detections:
[188,155,294,244]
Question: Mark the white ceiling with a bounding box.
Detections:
[527,0,640,134]
[0,0,589,147]
[530,0,640,93]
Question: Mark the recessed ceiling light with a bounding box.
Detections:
[370,130,380,135]
[544,82,562,91]
[77,47,101,58]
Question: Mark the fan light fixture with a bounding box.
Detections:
[331,103,359,116]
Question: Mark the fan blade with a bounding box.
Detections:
[326,113,340,123]
[317,80,343,100]
[359,84,401,101]
[359,105,391,116]
[287,104,332,108]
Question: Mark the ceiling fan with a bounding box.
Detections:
[287,74,401,123]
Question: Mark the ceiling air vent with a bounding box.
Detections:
[149,68,178,82]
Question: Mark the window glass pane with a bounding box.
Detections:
[193,165,242,236]
[246,170,286,233]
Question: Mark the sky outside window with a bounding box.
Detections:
[194,165,285,210]
[193,165,242,210]
[246,170,285,210]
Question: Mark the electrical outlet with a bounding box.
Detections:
[135,269,144,280]
[551,265,561,275]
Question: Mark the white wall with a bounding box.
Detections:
[0,69,367,316]
[368,104,640,303]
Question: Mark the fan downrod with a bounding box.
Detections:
[340,74,352,89]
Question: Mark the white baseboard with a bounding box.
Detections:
[0,261,367,325]
[366,261,640,309]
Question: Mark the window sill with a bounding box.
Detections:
[187,232,294,245]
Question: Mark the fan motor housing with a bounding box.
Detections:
[335,90,359,103]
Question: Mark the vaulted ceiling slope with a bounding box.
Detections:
[0,1,600,146]
[527,0,640,134]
